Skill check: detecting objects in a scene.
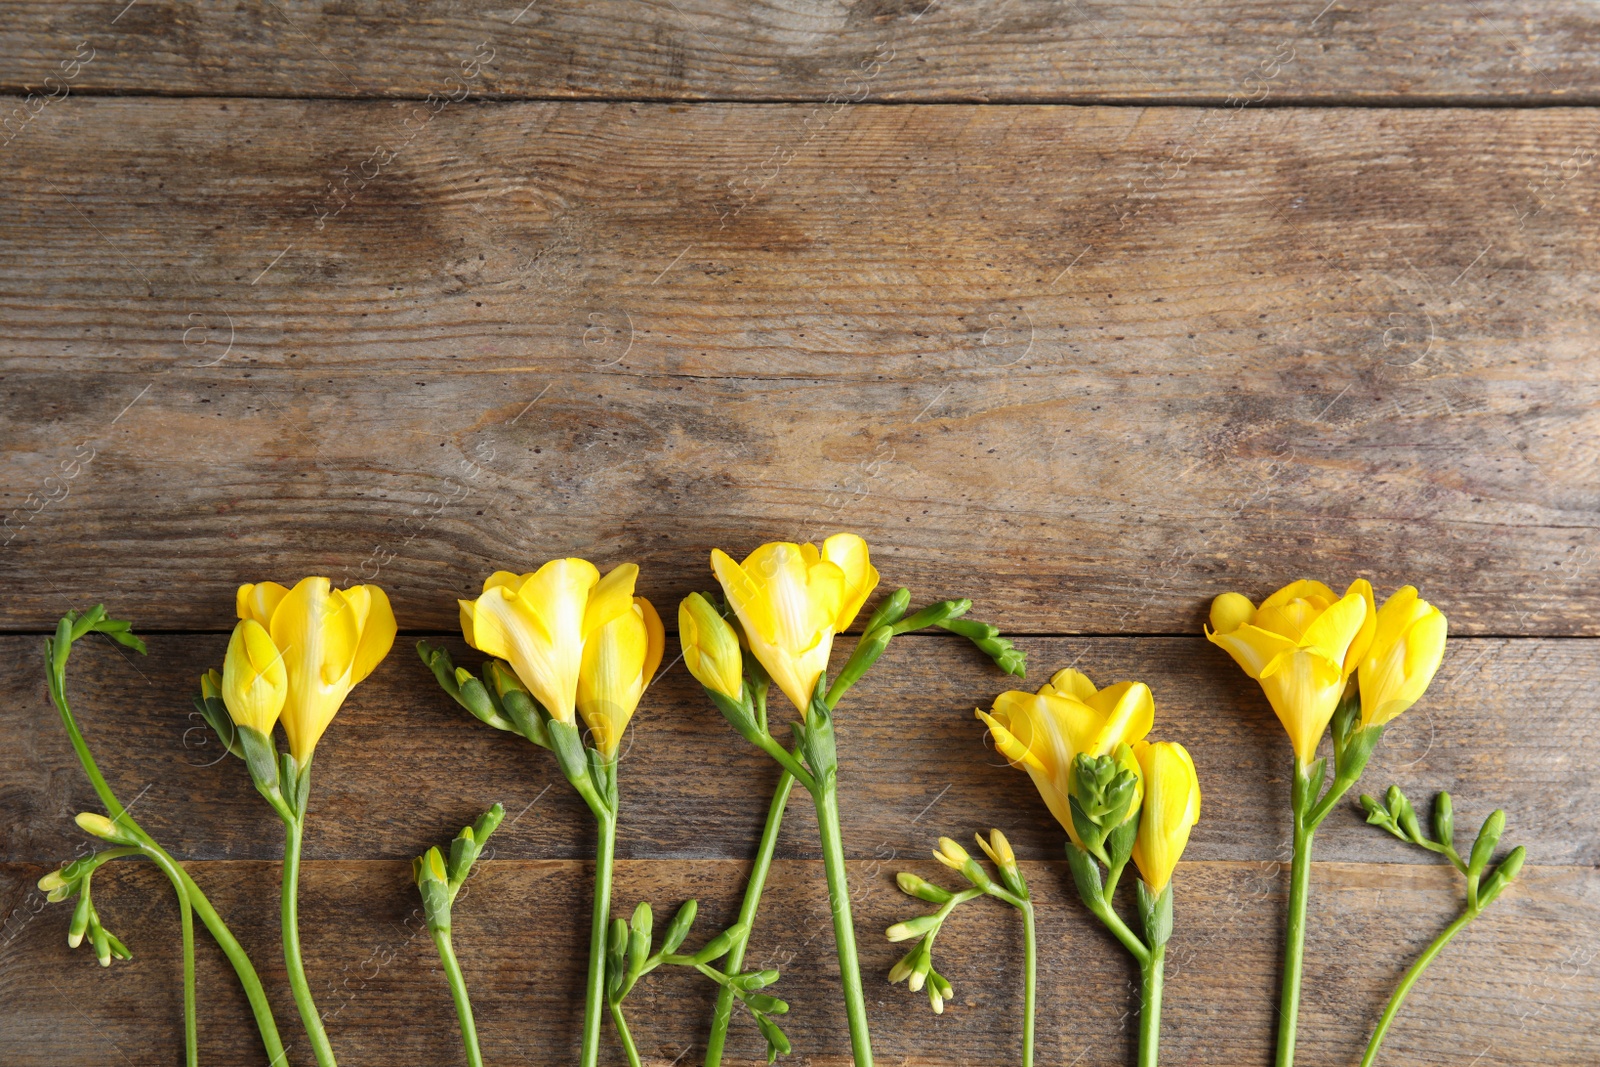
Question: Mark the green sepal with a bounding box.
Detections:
[1294,758,1328,814]
[238,725,291,819]
[548,719,593,795]
[448,828,476,884]
[1066,842,1105,908]
[1106,810,1139,875]
[587,748,618,815]
[497,685,551,748]
[1478,844,1525,908]
[896,871,953,905]
[104,929,132,961]
[796,678,838,779]
[1137,879,1174,948]
[1335,722,1385,791]
[709,686,766,747]
[1330,691,1361,764]
[279,752,311,818]
[660,899,698,955]
[415,846,452,933]
[192,689,245,760]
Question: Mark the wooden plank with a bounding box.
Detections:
[2,2,1599,104]
[1,858,1593,1065]
[5,635,1594,867]
[2,101,1598,635]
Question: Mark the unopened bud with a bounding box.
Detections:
[75,813,136,845]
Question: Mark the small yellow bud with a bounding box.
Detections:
[932,837,970,870]
[37,870,68,893]
[75,812,124,842]
[974,828,1016,871]
[678,593,743,701]
[221,619,288,735]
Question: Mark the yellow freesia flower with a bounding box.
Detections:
[220,619,287,735]
[976,668,1154,845]
[1206,580,1374,765]
[576,589,664,757]
[709,534,879,714]
[679,592,743,700]
[1358,586,1447,727]
[457,559,637,726]
[236,576,396,765]
[1131,741,1201,892]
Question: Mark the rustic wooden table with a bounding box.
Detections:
[2,3,1597,1065]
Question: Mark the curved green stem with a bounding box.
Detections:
[141,847,198,1067]
[609,999,643,1067]
[1020,900,1036,1067]
[283,811,338,1066]
[1359,909,1477,1067]
[1138,942,1166,1067]
[704,769,796,1067]
[814,782,873,1067]
[581,808,617,1067]
[47,640,287,1064]
[1088,898,1151,966]
[1276,783,1316,1067]
[432,928,484,1067]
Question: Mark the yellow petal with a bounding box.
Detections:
[1300,591,1369,667]
[1359,591,1447,727]
[269,577,361,764]
[1208,592,1255,635]
[1342,579,1378,675]
[1207,623,1296,679]
[577,602,649,756]
[976,708,1045,771]
[1259,649,1346,764]
[1260,579,1338,612]
[458,599,477,646]
[586,563,640,638]
[236,581,290,627]
[679,593,743,700]
[221,619,287,734]
[1086,681,1155,756]
[1132,741,1201,892]
[482,570,524,594]
[1045,668,1098,703]
[821,533,880,630]
[711,548,776,645]
[346,585,396,687]
[472,586,576,723]
[637,596,665,687]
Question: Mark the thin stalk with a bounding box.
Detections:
[580,811,617,1067]
[609,1000,644,1067]
[704,770,796,1067]
[283,813,338,1067]
[49,653,287,1064]
[1359,909,1477,1067]
[1020,901,1037,1067]
[142,847,198,1067]
[1138,943,1166,1067]
[432,928,484,1067]
[1088,898,1151,966]
[1276,799,1315,1067]
[813,784,873,1067]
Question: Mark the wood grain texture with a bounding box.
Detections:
[2,858,1594,1066]
[1,2,1599,104]
[3,100,1599,634]
[4,634,1594,867]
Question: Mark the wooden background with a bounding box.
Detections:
[2,2,1597,1065]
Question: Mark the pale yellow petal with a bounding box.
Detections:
[236,581,290,627]
[821,532,880,630]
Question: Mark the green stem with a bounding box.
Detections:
[1359,909,1478,1067]
[1276,792,1315,1067]
[704,770,796,1067]
[1088,898,1150,966]
[609,1000,644,1067]
[581,809,617,1067]
[1138,942,1166,1067]
[48,647,287,1065]
[1021,901,1037,1067]
[432,928,484,1067]
[142,848,198,1067]
[283,812,338,1067]
[813,782,873,1067]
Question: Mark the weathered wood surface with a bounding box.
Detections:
[4,101,1599,635]
[2,858,1594,1066]
[4,634,1594,867]
[3,2,1600,104]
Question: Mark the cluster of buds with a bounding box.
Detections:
[604,900,790,1063]
[37,830,139,968]
[1362,786,1525,914]
[886,830,1030,1014]
[414,804,505,936]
